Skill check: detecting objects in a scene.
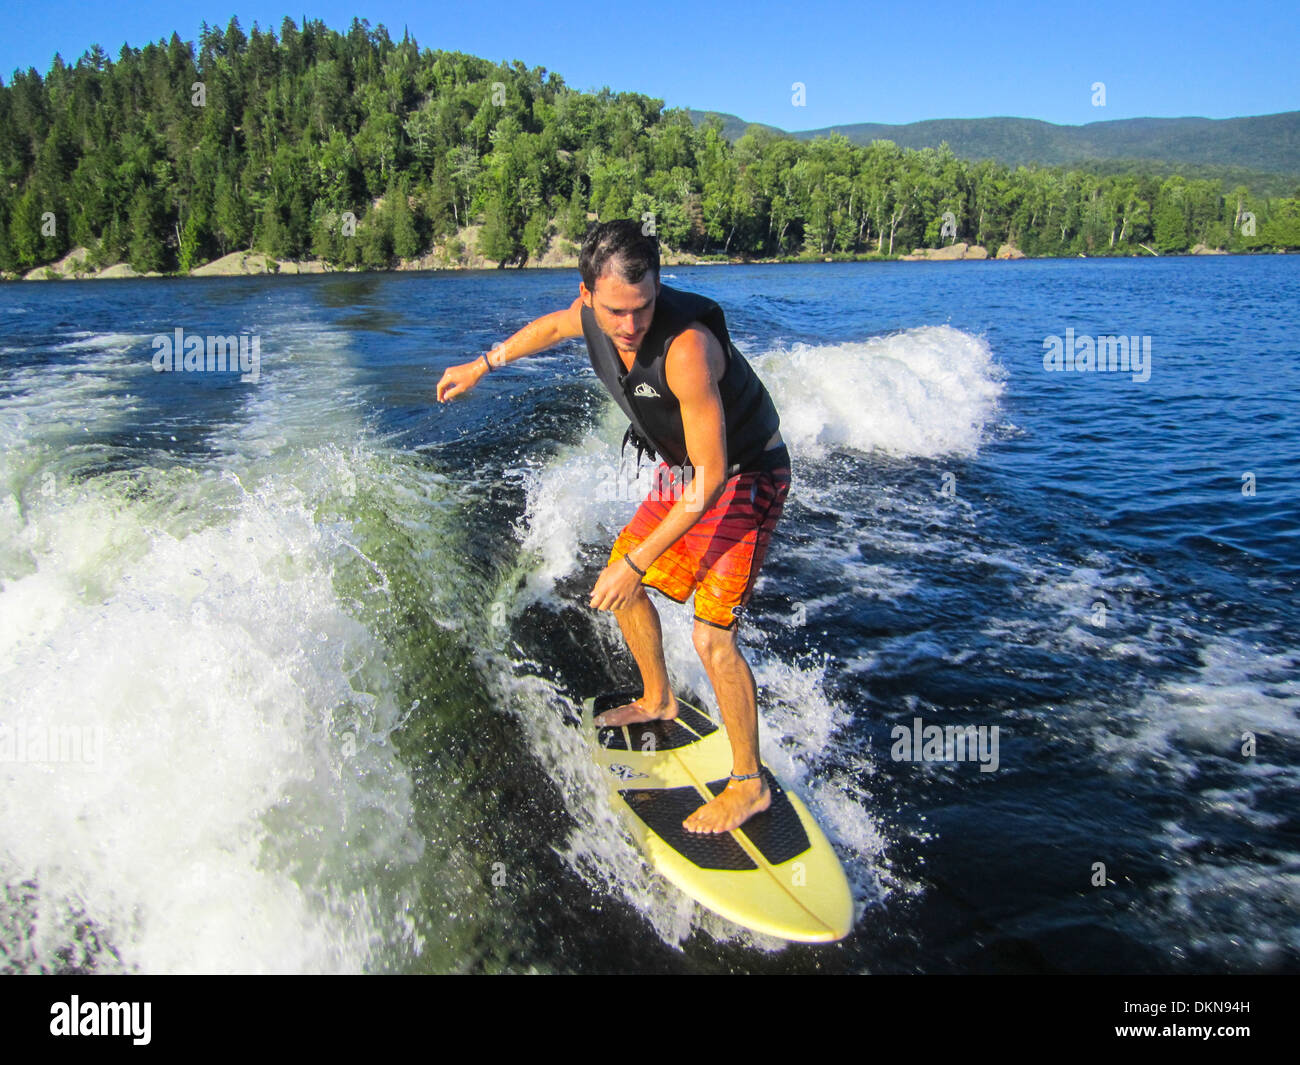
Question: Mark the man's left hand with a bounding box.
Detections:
[590,556,646,612]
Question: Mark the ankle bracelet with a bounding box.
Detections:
[729,770,762,782]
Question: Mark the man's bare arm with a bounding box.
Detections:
[437,295,585,402]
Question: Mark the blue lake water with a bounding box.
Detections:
[1,255,1296,972]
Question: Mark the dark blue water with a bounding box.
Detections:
[1,256,1296,972]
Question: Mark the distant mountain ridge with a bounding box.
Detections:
[686,109,1300,175]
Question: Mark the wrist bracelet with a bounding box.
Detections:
[480,353,494,374]
[622,553,646,577]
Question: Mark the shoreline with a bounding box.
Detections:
[4,242,1279,284]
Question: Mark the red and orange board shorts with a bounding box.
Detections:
[608,445,791,629]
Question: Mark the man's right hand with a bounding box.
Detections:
[436,357,487,403]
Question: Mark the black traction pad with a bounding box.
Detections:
[676,702,719,736]
[618,786,758,870]
[597,725,629,751]
[705,769,811,866]
[625,718,702,752]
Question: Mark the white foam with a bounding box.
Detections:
[754,325,1005,460]
[52,331,152,354]
[1093,637,1300,777]
[0,356,143,486]
[1147,824,1300,965]
[1084,635,1300,965]
[0,319,425,973]
[0,458,425,971]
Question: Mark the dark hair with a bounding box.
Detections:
[579,219,660,292]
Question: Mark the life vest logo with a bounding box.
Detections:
[633,383,661,398]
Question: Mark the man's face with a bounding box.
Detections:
[580,265,659,355]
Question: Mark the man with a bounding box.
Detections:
[436,220,790,833]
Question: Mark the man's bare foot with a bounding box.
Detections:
[594,693,679,727]
[683,776,771,834]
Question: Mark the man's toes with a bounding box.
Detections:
[683,803,724,834]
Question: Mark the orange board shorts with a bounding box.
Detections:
[608,444,791,629]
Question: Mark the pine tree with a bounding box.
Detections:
[127,186,166,272]
[177,203,206,271]
[390,178,422,260]
[8,185,43,268]
[477,190,516,264]
[212,171,250,255]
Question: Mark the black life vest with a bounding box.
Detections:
[581,284,780,475]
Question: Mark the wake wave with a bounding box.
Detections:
[0,321,426,973]
[755,325,1006,459]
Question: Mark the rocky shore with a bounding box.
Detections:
[9,233,1248,282]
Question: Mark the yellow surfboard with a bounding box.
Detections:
[583,690,854,943]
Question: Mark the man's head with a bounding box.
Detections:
[579,220,660,354]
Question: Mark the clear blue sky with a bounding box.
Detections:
[3,0,1296,128]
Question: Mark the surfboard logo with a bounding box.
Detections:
[607,763,650,781]
[633,383,661,398]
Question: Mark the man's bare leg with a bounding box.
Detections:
[594,585,679,726]
[683,621,771,833]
